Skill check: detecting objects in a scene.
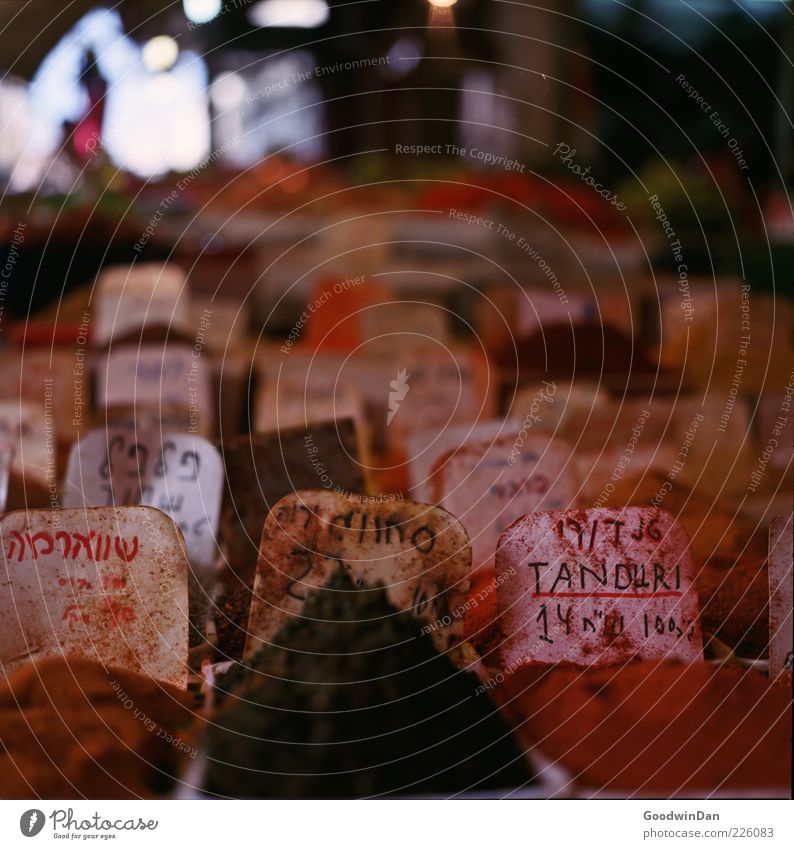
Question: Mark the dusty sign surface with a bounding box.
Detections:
[0,506,189,687]
[254,372,364,433]
[769,515,793,679]
[381,345,493,442]
[221,418,366,574]
[406,418,520,504]
[63,427,223,569]
[495,507,702,669]
[94,262,190,346]
[96,344,212,423]
[431,434,577,573]
[0,400,53,488]
[245,490,472,659]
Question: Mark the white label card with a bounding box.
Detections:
[0,506,189,687]
[495,507,703,669]
[432,434,577,573]
[63,427,223,569]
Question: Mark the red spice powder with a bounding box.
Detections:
[0,657,195,799]
[494,660,792,795]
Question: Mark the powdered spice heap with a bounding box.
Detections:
[204,569,532,798]
[494,660,792,794]
[0,657,195,799]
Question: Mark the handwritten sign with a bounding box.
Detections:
[0,445,12,514]
[94,263,190,346]
[0,506,189,687]
[516,290,595,336]
[254,374,364,433]
[0,401,53,490]
[244,490,471,659]
[12,349,81,441]
[508,380,611,440]
[431,434,577,574]
[380,345,493,448]
[495,508,703,668]
[97,344,210,408]
[406,419,520,504]
[769,515,793,680]
[63,427,223,570]
[757,395,794,470]
[221,418,366,574]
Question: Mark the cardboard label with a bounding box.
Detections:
[358,302,452,355]
[516,290,595,336]
[222,418,366,574]
[758,395,794,470]
[406,419,521,504]
[431,434,577,573]
[0,401,53,487]
[496,508,703,668]
[14,349,82,441]
[94,263,190,346]
[254,374,364,433]
[245,490,471,658]
[96,344,213,427]
[769,515,793,679]
[0,506,189,687]
[63,427,223,569]
[508,380,610,438]
[381,345,493,442]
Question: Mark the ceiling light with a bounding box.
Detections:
[183,0,222,25]
[248,0,330,29]
[142,36,179,73]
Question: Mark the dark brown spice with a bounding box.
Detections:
[203,569,532,798]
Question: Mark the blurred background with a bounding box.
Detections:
[0,0,792,510]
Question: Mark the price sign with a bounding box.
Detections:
[495,507,703,668]
[0,506,189,688]
[431,434,577,573]
[254,374,364,433]
[0,401,53,490]
[244,490,471,658]
[63,427,223,569]
[97,344,211,409]
[94,263,190,346]
[406,419,521,504]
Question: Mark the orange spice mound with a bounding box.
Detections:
[494,660,792,795]
[0,658,195,799]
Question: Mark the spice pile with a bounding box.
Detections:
[203,569,533,798]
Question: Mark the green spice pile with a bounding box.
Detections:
[203,569,532,798]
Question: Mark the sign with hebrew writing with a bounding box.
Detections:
[769,515,793,680]
[431,434,577,573]
[244,490,472,659]
[63,427,223,569]
[96,344,212,426]
[406,418,520,504]
[495,507,702,668]
[0,507,189,687]
[254,373,364,433]
[94,263,190,346]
